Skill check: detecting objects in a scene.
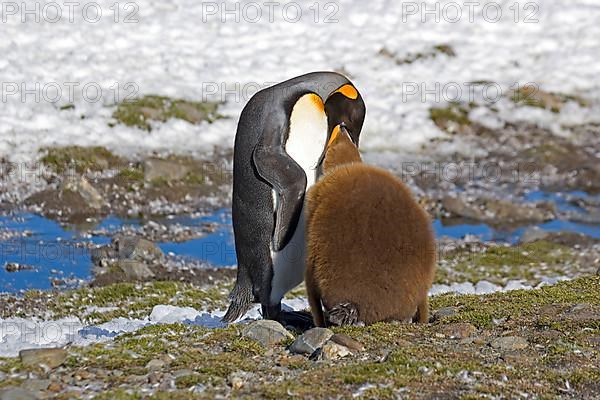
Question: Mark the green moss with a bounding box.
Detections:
[93,390,142,400]
[41,146,124,174]
[433,44,456,57]
[116,167,144,182]
[436,240,578,285]
[0,378,24,388]
[430,276,600,328]
[384,44,456,65]
[510,85,589,113]
[175,373,206,389]
[429,102,472,133]
[112,95,222,131]
[44,281,229,324]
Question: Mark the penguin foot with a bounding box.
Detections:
[327,302,360,326]
[276,310,315,332]
[222,283,254,323]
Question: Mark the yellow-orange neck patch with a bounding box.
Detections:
[308,93,325,112]
[333,84,358,100]
[327,125,341,147]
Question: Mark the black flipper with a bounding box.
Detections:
[252,144,307,252]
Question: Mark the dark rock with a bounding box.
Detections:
[92,235,163,268]
[431,307,458,322]
[289,328,333,355]
[242,320,293,347]
[114,235,163,263]
[117,260,155,280]
[3,263,34,273]
[330,333,365,352]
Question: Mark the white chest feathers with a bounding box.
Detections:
[285,93,328,187]
[270,94,328,305]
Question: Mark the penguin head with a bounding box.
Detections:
[324,84,366,146]
[321,124,362,174]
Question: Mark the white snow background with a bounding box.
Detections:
[0,0,599,161]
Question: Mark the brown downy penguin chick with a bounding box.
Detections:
[305,125,436,327]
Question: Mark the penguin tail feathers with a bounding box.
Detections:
[222,282,254,323]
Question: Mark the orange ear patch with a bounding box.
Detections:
[333,84,358,100]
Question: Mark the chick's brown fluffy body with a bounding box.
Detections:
[305,132,436,326]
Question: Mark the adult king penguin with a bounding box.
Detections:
[222,72,366,325]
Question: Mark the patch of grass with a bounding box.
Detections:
[437,240,578,285]
[112,95,222,131]
[510,85,589,113]
[116,167,144,182]
[380,43,456,65]
[43,281,230,324]
[433,44,456,57]
[41,146,124,174]
[429,102,472,134]
[430,275,600,328]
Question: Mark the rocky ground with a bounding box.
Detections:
[0,276,598,399]
[1,92,599,398]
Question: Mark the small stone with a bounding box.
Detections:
[173,369,194,378]
[319,341,352,360]
[289,328,333,355]
[60,175,105,210]
[440,323,477,339]
[4,263,34,273]
[19,379,50,392]
[242,320,294,347]
[74,370,93,380]
[115,236,163,263]
[19,348,67,369]
[228,372,251,390]
[46,383,63,393]
[0,387,40,400]
[147,371,162,384]
[431,307,458,322]
[330,333,365,352]
[146,359,166,371]
[490,336,529,351]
